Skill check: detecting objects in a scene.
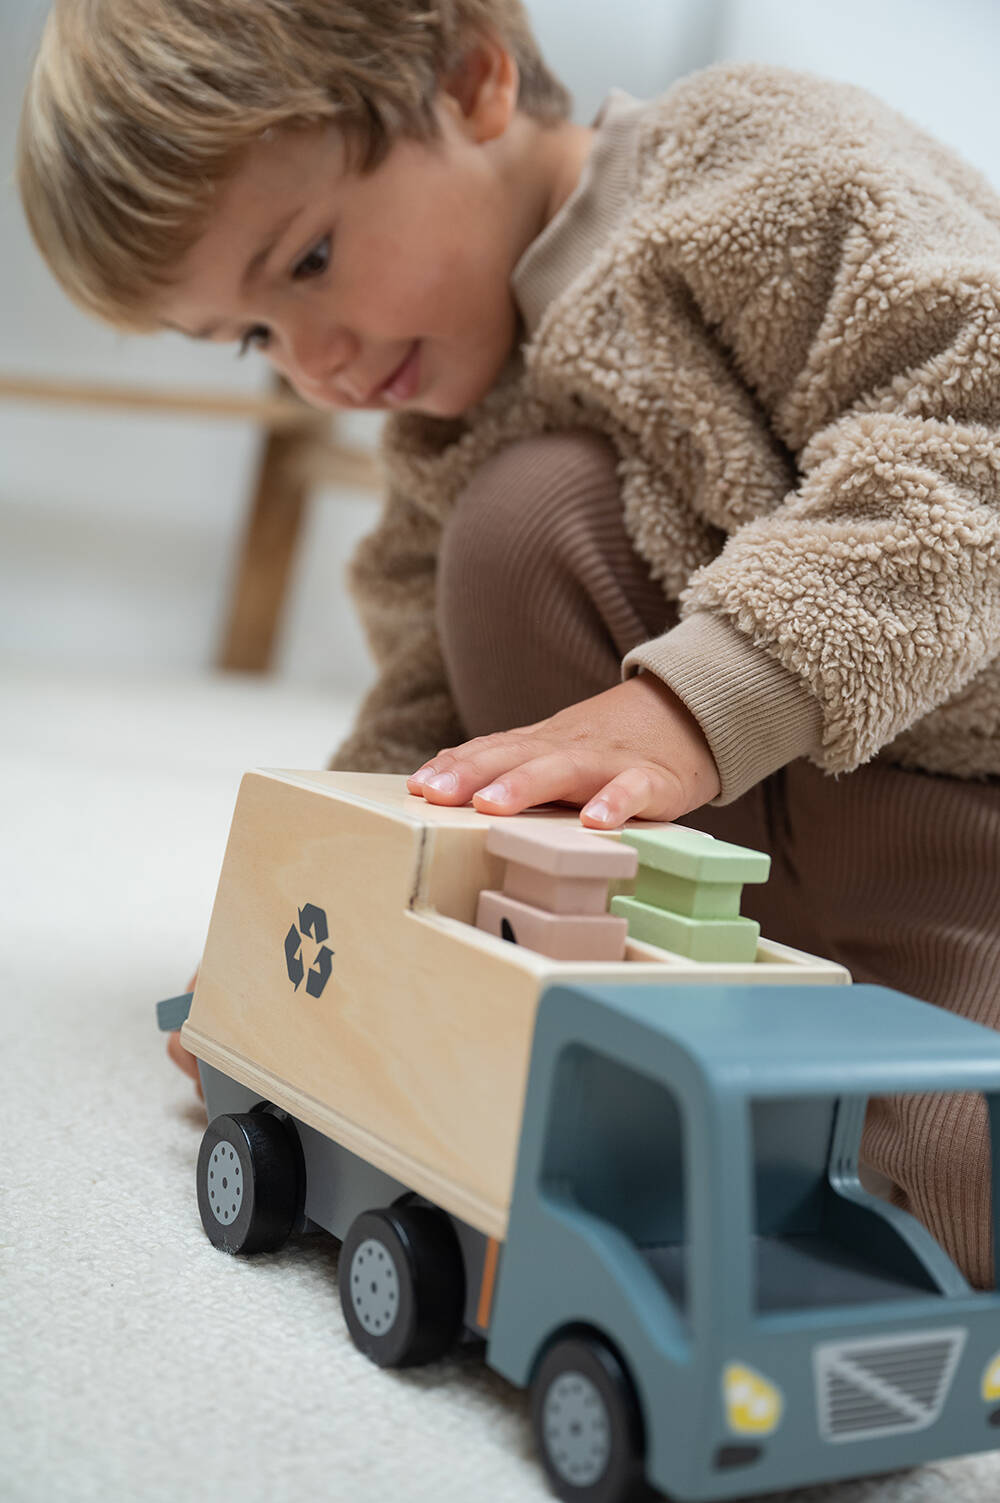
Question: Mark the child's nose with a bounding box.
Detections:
[286,321,359,393]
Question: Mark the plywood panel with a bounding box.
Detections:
[183,772,851,1238]
[185,772,546,1236]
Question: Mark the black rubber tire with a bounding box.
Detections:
[531,1332,649,1503]
[196,1111,304,1255]
[339,1204,465,1367]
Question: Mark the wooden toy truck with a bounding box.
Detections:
[161,770,1000,1503]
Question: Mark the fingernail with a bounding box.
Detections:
[583,799,611,823]
[409,768,432,786]
[476,781,508,803]
[426,771,457,793]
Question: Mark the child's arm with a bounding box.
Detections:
[433,73,1000,822]
[407,672,720,829]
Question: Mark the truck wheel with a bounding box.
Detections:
[531,1333,648,1503]
[339,1205,465,1368]
[196,1111,303,1255]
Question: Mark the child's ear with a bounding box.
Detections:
[441,35,519,143]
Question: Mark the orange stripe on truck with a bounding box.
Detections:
[476,1237,500,1330]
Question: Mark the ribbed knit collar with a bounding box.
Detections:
[511,89,648,337]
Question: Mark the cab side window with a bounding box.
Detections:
[538,1046,689,1319]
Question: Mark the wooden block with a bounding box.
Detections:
[503,861,611,915]
[477,890,628,962]
[486,822,638,879]
[620,827,770,886]
[611,895,760,964]
[632,867,743,919]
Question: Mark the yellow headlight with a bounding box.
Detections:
[723,1363,784,1436]
[981,1354,1000,1401]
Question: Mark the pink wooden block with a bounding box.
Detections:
[485,822,638,879]
[476,890,628,962]
[503,861,611,915]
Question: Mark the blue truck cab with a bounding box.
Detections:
[490,981,1000,1500]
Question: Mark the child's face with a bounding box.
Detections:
[160,106,525,417]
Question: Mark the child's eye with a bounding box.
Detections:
[237,325,270,358]
[293,235,331,281]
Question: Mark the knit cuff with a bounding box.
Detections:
[622,613,824,804]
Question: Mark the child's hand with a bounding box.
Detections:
[167,1029,203,1096]
[407,676,720,829]
[166,969,203,1100]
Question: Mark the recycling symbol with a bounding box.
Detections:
[284,903,334,998]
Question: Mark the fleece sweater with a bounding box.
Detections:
[331,63,1000,802]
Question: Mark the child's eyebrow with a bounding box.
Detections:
[240,207,303,294]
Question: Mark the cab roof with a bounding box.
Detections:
[540,982,1000,1099]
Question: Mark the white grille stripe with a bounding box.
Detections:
[828,1356,937,1426]
[814,1328,967,1444]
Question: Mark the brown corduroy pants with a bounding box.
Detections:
[437,431,1000,1289]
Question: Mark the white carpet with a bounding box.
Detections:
[4,667,999,1503]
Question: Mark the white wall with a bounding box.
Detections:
[2,0,999,686]
[715,0,1000,192]
[0,0,378,690]
[530,0,724,122]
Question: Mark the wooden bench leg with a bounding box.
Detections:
[217,379,380,673]
[217,423,312,672]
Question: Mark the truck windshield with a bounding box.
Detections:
[751,1092,1000,1314]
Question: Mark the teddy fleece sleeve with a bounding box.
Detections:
[664,401,1000,792]
[623,355,1000,801]
[612,67,1000,800]
[328,488,465,773]
[623,379,1000,802]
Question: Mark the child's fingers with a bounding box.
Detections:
[580,767,685,829]
[411,744,688,826]
[468,752,685,825]
[406,678,718,819]
[469,750,589,815]
[407,718,549,792]
[408,736,540,804]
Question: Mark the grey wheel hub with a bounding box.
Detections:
[349,1237,400,1335]
[206,1140,244,1226]
[543,1371,612,1487]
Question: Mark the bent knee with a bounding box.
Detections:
[439,430,620,583]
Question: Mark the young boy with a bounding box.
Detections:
[20,1,1000,1286]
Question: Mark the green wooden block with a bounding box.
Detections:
[611,894,760,963]
[632,867,743,919]
[620,826,770,885]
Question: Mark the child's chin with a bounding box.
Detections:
[422,366,507,418]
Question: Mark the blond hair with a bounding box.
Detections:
[18,0,571,330]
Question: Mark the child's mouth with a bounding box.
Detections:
[380,341,421,405]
